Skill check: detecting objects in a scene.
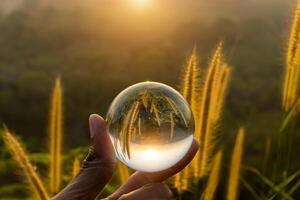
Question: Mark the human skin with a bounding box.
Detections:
[52,114,199,200]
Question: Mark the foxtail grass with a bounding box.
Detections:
[174,169,183,194]
[181,45,201,119]
[120,102,136,159]
[181,166,190,192]
[198,43,231,177]
[117,161,130,185]
[227,128,245,200]
[72,157,81,178]
[203,150,223,200]
[276,0,300,180]
[49,77,63,194]
[174,44,231,194]
[152,102,161,126]
[3,128,50,200]
[169,113,174,140]
[173,168,189,194]
[283,0,300,112]
[175,46,201,189]
[121,101,140,159]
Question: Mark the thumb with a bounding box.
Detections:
[53,114,116,200]
[88,114,115,163]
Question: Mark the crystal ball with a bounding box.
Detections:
[106,81,194,172]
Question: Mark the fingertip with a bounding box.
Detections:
[89,114,104,123]
[88,114,115,162]
[89,114,105,139]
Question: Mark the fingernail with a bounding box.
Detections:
[89,114,96,139]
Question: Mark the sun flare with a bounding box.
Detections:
[144,149,158,160]
[132,0,151,8]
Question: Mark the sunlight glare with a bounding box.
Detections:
[132,0,151,8]
[114,135,194,172]
[144,149,158,160]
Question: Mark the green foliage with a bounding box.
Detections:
[0,183,28,199]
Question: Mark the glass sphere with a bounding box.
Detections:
[106,81,194,172]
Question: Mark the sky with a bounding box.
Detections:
[0,0,292,17]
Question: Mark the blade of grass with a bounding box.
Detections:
[103,184,116,194]
[244,166,294,200]
[288,177,300,195]
[269,171,300,200]
[268,170,300,199]
[277,170,300,190]
[280,98,300,133]
[117,161,130,185]
[240,176,262,200]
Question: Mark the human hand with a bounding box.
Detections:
[52,114,199,200]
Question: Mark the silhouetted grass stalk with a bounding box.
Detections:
[3,129,50,200]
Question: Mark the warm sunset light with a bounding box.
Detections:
[113,135,194,172]
[1,0,300,199]
[144,149,158,159]
[132,0,151,8]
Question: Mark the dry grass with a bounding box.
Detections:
[181,45,201,119]
[198,43,231,177]
[49,77,63,194]
[72,157,81,178]
[203,150,223,200]
[175,47,201,190]
[117,161,130,185]
[276,0,300,179]
[3,129,50,200]
[283,0,300,112]
[169,112,174,140]
[227,128,245,200]
[174,43,231,193]
[121,101,140,159]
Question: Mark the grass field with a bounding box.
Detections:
[0,0,300,199]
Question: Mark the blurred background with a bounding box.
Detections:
[0,0,299,199]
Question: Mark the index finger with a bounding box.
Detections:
[106,139,199,200]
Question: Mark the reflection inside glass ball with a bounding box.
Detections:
[106,82,194,172]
